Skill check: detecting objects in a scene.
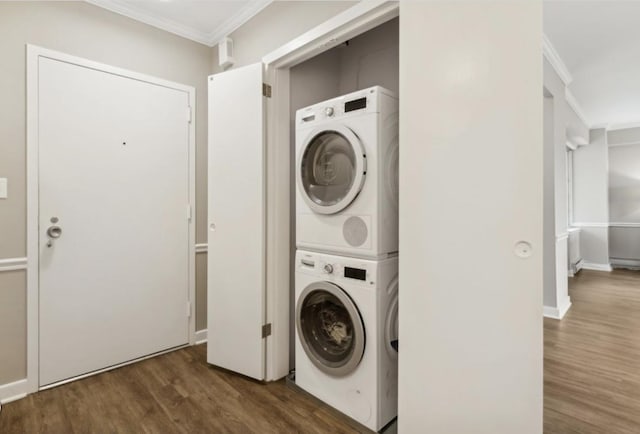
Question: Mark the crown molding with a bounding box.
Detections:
[543,33,573,85]
[206,0,272,46]
[607,121,640,132]
[85,0,272,47]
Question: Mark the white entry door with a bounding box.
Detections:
[207,63,266,380]
[37,55,192,386]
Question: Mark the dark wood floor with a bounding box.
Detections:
[544,269,640,434]
[0,344,369,434]
[3,269,640,433]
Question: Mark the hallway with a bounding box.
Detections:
[545,269,640,433]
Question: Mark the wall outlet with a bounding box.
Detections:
[0,178,7,199]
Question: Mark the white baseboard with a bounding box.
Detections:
[568,259,583,277]
[611,258,640,269]
[195,329,207,344]
[581,262,613,272]
[0,378,28,404]
[544,297,572,320]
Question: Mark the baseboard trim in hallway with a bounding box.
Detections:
[195,329,207,344]
[0,379,28,404]
[543,298,572,320]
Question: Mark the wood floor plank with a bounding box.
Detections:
[0,344,374,433]
[3,268,637,433]
[544,269,640,433]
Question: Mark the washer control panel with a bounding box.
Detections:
[297,251,377,285]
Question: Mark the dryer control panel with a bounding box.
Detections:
[295,85,397,127]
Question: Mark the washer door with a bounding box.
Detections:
[296,281,365,376]
[298,124,366,215]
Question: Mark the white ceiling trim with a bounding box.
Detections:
[543,33,573,85]
[206,0,271,46]
[565,88,591,129]
[85,0,271,47]
[607,121,640,132]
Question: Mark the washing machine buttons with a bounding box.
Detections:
[324,263,334,274]
[325,107,335,117]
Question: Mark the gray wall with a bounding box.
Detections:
[0,0,212,384]
[398,2,542,432]
[573,128,610,265]
[337,18,399,94]
[608,126,640,146]
[608,143,640,223]
[607,137,640,261]
[0,271,26,384]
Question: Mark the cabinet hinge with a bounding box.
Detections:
[187,106,192,123]
[187,301,192,318]
[262,323,272,338]
[262,83,272,98]
[187,204,192,221]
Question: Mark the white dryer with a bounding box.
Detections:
[294,250,398,431]
[295,86,399,259]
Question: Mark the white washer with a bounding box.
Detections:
[294,250,398,431]
[295,86,398,259]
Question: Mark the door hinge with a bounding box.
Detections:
[262,323,272,338]
[262,83,272,98]
[187,301,192,318]
[187,106,192,123]
[187,204,192,221]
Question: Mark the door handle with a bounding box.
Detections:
[46,225,62,248]
[47,226,62,239]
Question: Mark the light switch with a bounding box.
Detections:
[0,178,7,199]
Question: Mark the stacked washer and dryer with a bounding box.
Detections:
[294,86,399,432]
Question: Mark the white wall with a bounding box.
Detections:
[543,93,558,307]
[566,105,589,146]
[573,128,610,266]
[398,2,542,433]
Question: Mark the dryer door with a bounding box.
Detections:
[298,124,366,215]
[296,281,365,377]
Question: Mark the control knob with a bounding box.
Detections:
[324,264,334,274]
[325,107,334,117]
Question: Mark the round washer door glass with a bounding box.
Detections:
[299,127,365,215]
[296,282,365,377]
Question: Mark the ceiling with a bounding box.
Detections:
[544,1,640,128]
[86,0,272,46]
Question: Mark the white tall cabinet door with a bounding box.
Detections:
[207,63,266,380]
[38,57,191,386]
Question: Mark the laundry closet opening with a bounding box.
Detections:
[288,17,399,369]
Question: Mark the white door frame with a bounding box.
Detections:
[26,45,197,393]
[260,0,399,381]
